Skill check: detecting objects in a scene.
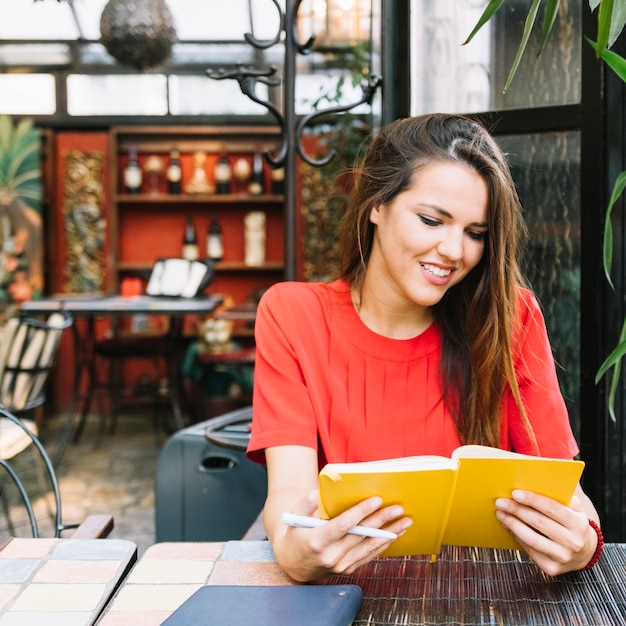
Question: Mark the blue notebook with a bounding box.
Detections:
[162,584,363,626]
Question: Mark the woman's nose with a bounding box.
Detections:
[437,230,464,260]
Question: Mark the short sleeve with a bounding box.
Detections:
[246,283,326,464]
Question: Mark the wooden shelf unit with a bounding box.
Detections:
[109,125,285,305]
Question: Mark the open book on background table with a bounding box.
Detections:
[318,445,584,558]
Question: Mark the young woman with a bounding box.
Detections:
[246,113,601,582]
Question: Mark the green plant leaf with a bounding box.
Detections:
[0,115,13,155]
[597,0,615,54]
[585,2,626,48]
[463,0,505,45]
[596,317,626,421]
[12,169,42,192]
[503,0,542,94]
[13,118,35,148]
[600,46,626,80]
[15,188,42,204]
[538,0,561,56]
[6,138,41,186]
[608,0,626,45]
[588,37,626,81]
[607,350,621,422]
[592,0,626,49]
[602,169,626,287]
[596,329,626,381]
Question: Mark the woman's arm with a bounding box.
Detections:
[495,482,601,575]
[264,445,412,582]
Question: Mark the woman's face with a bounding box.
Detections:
[368,161,489,310]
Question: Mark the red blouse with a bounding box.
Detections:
[247,279,579,466]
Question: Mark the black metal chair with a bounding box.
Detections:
[0,311,73,479]
[0,312,113,537]
[0,311,72,415]
[0,406,113,538]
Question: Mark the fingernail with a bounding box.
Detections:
[495,510,506,522]
[369,497,383,509]
[401,518,413,531]
[495,498,508,510]
[389,506,404,518]
[512,490,525,502]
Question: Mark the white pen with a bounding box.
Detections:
[282,512,398,540]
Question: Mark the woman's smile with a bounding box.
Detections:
[420,262,454,281]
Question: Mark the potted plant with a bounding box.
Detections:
[0,115,43,319]
[467,0,626,420]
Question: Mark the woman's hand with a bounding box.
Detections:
[272,489,412,582]
[264,445,412,582]
[494,484,599,575]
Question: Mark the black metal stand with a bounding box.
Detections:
[207,0,381,281]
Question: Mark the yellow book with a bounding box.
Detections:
[318,445,584,558]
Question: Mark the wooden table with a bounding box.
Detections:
[97,540,626,625]
[20,294,223,465]
[0,536,137,625]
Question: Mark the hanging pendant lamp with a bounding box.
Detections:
[100,0,177,70]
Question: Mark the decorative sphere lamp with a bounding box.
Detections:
[100,0,177,70]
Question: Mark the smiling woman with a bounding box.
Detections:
[245,112,601,583]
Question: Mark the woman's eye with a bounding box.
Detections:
[419,215,440,227]
[467,230,486,241]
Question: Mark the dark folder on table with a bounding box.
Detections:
[161,584,363,626]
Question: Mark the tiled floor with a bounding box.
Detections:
[0,411,164,557]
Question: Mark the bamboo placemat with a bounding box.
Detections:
[318,544,626,625]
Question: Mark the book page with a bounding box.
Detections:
[322,455,457,474]
[442,454,584,550]
[181,261,209,298]
[451,444,544,460]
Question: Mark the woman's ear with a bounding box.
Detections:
[369,203,382,225]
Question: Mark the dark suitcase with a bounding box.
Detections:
[155,406,267,541]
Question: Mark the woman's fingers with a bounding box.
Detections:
[285,496,412,576]
[291,489,323,517]
[495,490,595,575]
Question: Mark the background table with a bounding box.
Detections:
[0,536,136,625]
[98,540,626,626]
[20,295,223,464]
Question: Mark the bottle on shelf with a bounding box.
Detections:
[144,155,165,195]
[270,166,285,195]
[123,145,142,194]
[185,151,214,195]
[233,157,251,195]
[214,149,232,195]
[207,212,224,261]
[167,148,182,194]
[248,149,265,196]
[182,215,199,261]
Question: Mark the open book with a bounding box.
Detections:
[318,445,584,557]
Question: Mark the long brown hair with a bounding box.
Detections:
[339,113,534,449]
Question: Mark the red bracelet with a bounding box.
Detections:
[580,519,604,571]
